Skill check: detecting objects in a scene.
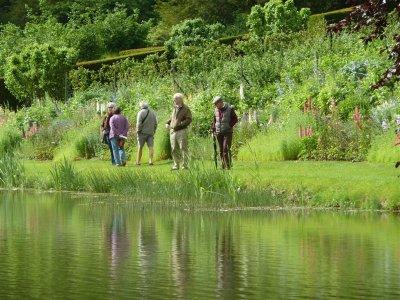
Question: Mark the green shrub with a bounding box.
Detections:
[299,116,373,161]
[165,18,224,55]
[247,0,310,39]
[0,125,22,156]
[54,120,102,161]
[20,120,72,160]
[75,131,102,159]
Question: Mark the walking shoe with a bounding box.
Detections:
[171,166,179,171]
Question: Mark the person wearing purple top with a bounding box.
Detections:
[109,107,129,166]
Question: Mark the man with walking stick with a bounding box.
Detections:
[211,96,238,170]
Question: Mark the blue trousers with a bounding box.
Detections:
[110,137,126,166]
[105,134,115,165]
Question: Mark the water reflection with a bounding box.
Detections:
[0,192,400,299]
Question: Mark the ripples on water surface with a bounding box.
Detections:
[0,191,399,299]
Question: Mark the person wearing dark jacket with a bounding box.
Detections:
[212,96,238,169]
[101,102,116,165]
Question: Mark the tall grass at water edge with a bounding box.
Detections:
[45,159,295,207]
[0,154,25,188]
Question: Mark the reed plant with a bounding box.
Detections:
[50,158,84,191]
[0,154,25,188]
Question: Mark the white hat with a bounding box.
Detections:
[213,96,223,104]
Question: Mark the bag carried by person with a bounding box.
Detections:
[118,135,127,148]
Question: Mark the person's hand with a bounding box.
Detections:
[165,124,170,129]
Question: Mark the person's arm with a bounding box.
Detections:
[136,110,143,133]
[109,116,115,132]
[154,112,158,132]
[180,108,192,128]
[122,118,129,137]
[211,115,216,134]
[230,109,238,128]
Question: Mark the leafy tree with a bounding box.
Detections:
[165,18,224,55]
[4,43,77,103]
[38,0,157,22]
[247,0,310,39]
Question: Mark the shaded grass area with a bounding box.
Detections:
[21,159,400,210]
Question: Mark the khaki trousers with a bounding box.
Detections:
[170,128,189,168]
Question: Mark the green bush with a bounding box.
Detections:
[165,18,224,55]
[54,120,102,161]
[20,120,73,160]
[4,43,77,103]
[298,115,373,161]
[0,125,22,156]
[247,0,310,39]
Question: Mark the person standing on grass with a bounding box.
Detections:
[166,93,192,170]
[211,96,238,170]
[109,107,129,167]
[101,102,116,165]
[136,101,158,166]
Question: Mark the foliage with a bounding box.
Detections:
[0,124,23,156]
[53,120,103,161]
[66,8,150,60]
[247,0,310,39]
[4,43,76,103]
[329,0,400,89]
[20,120,72,160]
[367,131,400,163]
[299,115,374,161]
[50,158,83,190]
[165,18,224,55]
[0,154,25,188]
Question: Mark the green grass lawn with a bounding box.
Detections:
[22,159,400,209]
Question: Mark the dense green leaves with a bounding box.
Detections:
[165,18,224,55]
[4,44,76,102]
[248,0,310,39]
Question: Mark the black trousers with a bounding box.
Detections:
[216,132,233,169]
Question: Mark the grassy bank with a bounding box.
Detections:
[19,159,400,211]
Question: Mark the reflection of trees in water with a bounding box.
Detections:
[171,216,191,298]
[137,215,158,295]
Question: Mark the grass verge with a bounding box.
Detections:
[16,159,400,211]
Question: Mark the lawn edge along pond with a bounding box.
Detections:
[1,158,399,211]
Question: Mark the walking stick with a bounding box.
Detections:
[212,133,218,169]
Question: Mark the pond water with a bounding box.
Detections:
[0,191,399,299]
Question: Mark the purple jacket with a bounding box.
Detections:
[109,114,129,139]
